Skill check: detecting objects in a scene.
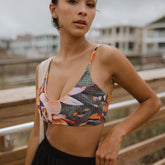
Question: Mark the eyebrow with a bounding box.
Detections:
[87,0,97,2]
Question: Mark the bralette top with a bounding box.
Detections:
[37,45,111,126]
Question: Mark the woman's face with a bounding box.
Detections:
[50,0,96,37]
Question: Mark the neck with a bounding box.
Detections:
[58,32,91,61]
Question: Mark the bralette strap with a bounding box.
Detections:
[90,44,100,64]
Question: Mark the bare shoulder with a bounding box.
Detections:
[96,44,116,63]
[97,44,156,102]
[97,44,132,74]
[98,44,123,57]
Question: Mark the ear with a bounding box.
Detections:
[49,3,58,19]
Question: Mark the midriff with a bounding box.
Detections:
[46,123,104,157]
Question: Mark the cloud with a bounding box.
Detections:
[94,0,165,27]
[0,0,165,38]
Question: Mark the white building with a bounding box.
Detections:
[31,34,59,58]
[9,33,59,58]
[142,15,165,58]
[9,34,32,57]
[0,38,10,49]
[87,25,143,56]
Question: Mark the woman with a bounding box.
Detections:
[25,0,162,165]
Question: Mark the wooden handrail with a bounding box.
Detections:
[117,133,165,164]
[0,112,164,164]
[0,146,27,164]
[153,158,165,165]
[0,98,164,136]
[0,102,164,164]
[102,106,165,137]
[0,57,46,65]
[0,68,165,164]
[0,132,165,165]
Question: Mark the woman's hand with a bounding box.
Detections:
[95,128,124,165]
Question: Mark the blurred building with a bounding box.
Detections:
[87,25,143,56]
[3,15,165,59]
[0,38,10,49]
[8,33,59,58]
[142,15,165,58]
[31,34,59,58]
[9,34,32,57]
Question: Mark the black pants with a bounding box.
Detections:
[32,136,96,165]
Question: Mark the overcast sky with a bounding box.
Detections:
[0,0,165,39]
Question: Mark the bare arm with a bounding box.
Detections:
[95,45,162,165]
[110,46,161,136]
[25,65,40,165]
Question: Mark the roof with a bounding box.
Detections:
[147,15,165,25]
[92,24,143,30]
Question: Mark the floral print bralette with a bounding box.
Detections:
[37,46,111,126]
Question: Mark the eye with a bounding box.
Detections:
[68,0,77,4]
[87,3,95,8]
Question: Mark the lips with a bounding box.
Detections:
[74,20,87,25]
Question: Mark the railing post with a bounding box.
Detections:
[0,65,5,89]
[26,61,29,76]
[0,65,4,77]
[0,135,14,152]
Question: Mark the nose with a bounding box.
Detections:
[78,4,87,16]
[78,11,87,16]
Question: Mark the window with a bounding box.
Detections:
[129,27,135,35]
[128,42,134,50]
[155,27,165,32]
[158,43,165,48]
[123,27,126,34]
[53,45,57,50]
[115,42,119,48]
[102,29,106,35]
[147,30,154,37]
[147,43,154,49]
[109,29,111,35]
[116,27,120,34]
[53,36,57,39]
[123,42,125,49]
